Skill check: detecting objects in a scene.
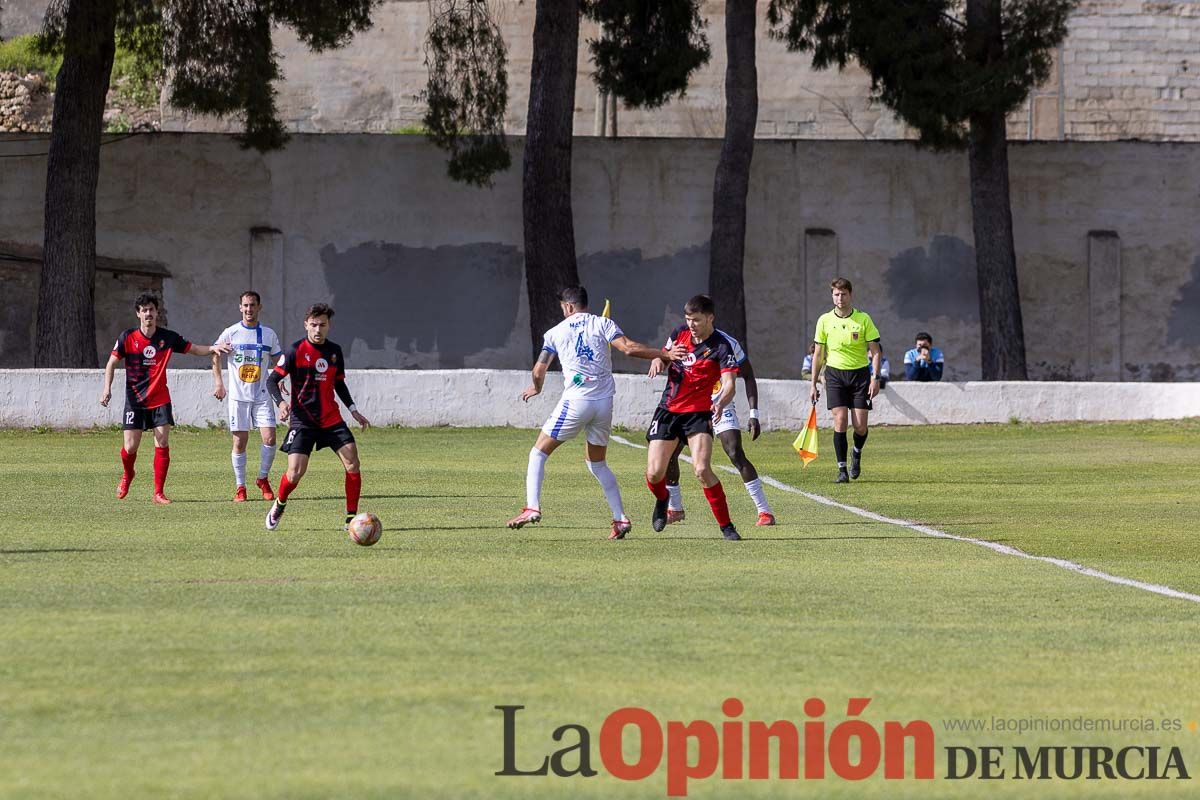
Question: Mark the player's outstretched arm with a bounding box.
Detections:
[100,354,119,407]
[612,335,685,363]
[191,340,231,358]
[521,350,554,402]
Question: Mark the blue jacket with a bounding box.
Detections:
[904,347,944,381]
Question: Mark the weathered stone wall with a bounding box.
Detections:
[1,133,1198,381]
[5,0,1198,141]
[0,70,51,132]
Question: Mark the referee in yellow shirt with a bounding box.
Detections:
[809,277,882,483]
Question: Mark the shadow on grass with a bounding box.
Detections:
[0,548,100,554]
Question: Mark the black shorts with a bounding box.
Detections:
[123,402,175,430]
[646,407,713,442]
[280,422,356,456]
[826,367,873,410]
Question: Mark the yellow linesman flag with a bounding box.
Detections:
[793,404,819,466]
[601,299,611,318]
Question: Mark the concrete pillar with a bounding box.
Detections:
[803,228,838,343]
[250,227,286,343]
[1087,230,1122,380]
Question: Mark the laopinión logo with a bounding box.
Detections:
[494,700,1193,795]
[495,697,935,796]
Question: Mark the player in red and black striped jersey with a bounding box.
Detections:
[643,294,742,540]
[100,292,230,503]
[264,303,371,531]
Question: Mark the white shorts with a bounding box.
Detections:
[713,401,740,436]
[541,396,613,446]
[228,399,277,432]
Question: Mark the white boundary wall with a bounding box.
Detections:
[1,370,1196,429]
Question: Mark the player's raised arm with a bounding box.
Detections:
[612,335,685,363]
[190,340,231,357]
[100,353,120,407]
[521,349,555,402]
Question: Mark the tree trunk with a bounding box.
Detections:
[708,0,757,347]
[35,0,118,368]
[522,0,580,358]
[966,0,1027,380]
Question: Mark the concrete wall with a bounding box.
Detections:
[2,369,1197,429]
[3,134,1200,381]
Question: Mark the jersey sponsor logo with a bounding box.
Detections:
[238,364,262,383]
[315,357,329,374]
[681,352,697,368]
[142,345,157,359]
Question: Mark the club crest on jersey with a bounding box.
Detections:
[852,332,860,340]
[142,345,157,359]
[315,357,329,374]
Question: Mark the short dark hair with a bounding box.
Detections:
[830,277,853,293]
[134,292,160,311]
[684,294,715,316]
[558,286,588,308]
[306,303,335,320]
[915,331,932,344]
[240,290,262,305]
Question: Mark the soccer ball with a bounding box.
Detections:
[347,511,382,547]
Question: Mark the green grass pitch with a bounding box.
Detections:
[2,421,1199,798]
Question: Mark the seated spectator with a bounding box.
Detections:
[904,332,944,381]
[802,342,823,382]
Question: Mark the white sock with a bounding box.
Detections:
[232,451,247,487]
[526,447,548,510]
[667,483,684,512]
[259,443,276,479]
[745,478,772,515]
[586,459,626,521]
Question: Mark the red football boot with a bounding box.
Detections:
[256,477,275,501]
[233,486,248,503]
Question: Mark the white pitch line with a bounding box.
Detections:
[610,434,1200,605]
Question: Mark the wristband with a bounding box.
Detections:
[749,409,760,420]
[349,404,358,413]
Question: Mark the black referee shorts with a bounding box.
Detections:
[280,422,356,456]
[825,367,872,410]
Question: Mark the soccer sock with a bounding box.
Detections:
[667,483,684,512]
[852,431,868,455]
[232,451,247,487]
[119,447,137,479]
[277,474,298,504]
[345,471,362,516]
[526,447,548,510]
[258,444,276,480]
[702,482,732,527]
[586,460,626,521]
[744,478,772,515]
[647,477,669,501]
[153,447,170,495]
[834,431,848,468]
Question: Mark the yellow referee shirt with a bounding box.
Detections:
[814,308,881,370]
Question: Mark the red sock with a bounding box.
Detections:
[703,482,732,527]
[345,471,362,515]
[120,447,137,478]
[277,474,298,503]
[647,477,669,501]
[153,447,170,495]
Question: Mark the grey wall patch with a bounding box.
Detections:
[1167,256,1200,345]
[578,244,710,343]
[886,235,978,322]
[320,241,522,368]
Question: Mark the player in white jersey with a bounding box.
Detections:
[506,285,684,540]
[212,291,284,502]
[649,329,776,526]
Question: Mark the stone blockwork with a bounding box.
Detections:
[0,71,51,132]
[4,0,1199,141]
